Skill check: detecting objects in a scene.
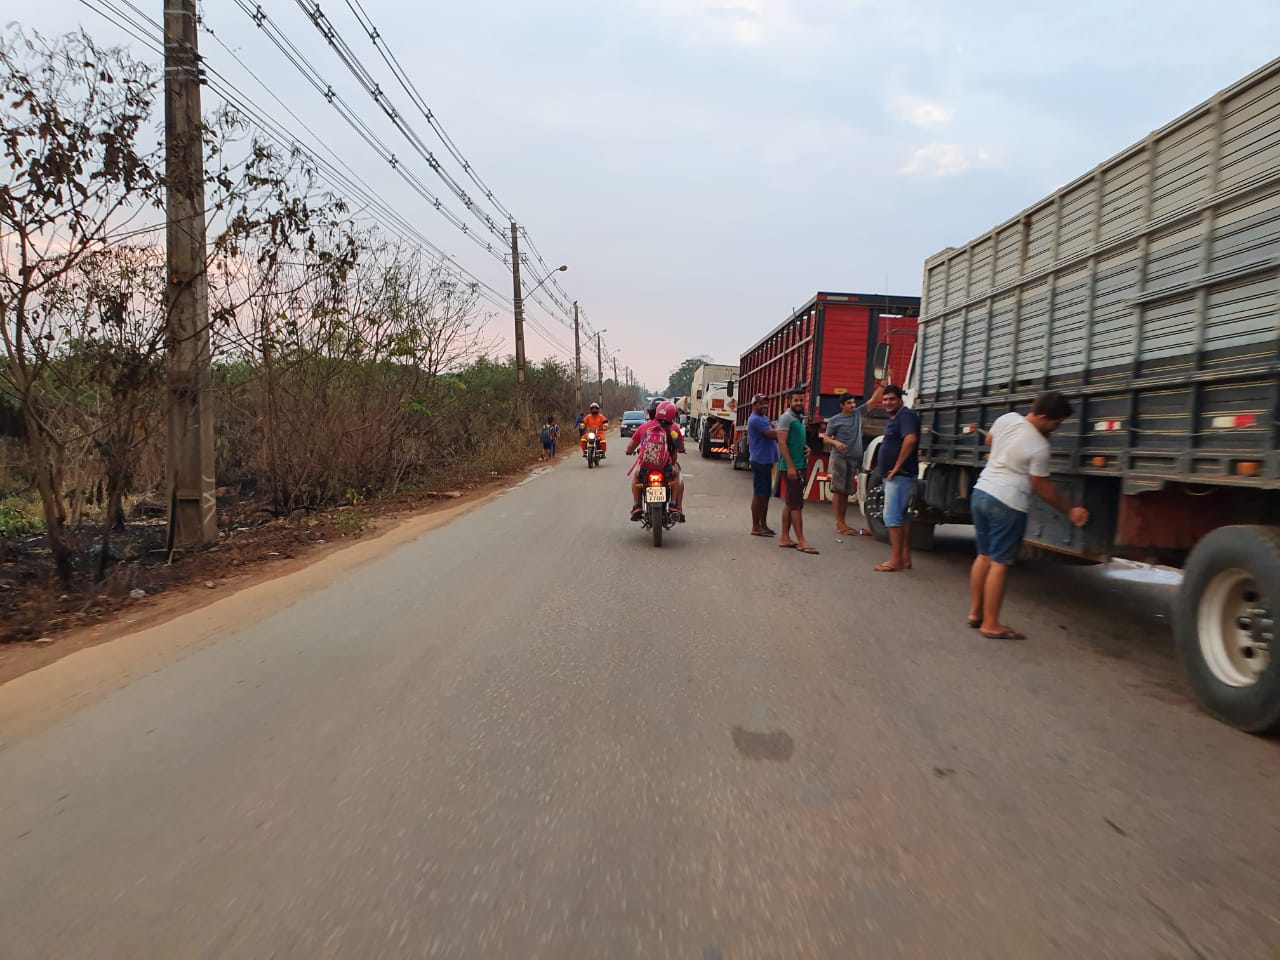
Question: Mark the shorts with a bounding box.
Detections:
[972,488,1028,565]
[829,456,856,495]
[883,475,916,527]
[781,468,806,509]
[750,461,773,497]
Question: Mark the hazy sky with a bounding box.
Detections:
[17,1,1280,389]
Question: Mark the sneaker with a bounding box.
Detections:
[630,504,643,521]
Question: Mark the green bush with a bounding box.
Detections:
[0,501,44,538]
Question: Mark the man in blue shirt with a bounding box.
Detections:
[875,385,920,572]
[745,393,778,536]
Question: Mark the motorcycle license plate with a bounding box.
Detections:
[645,486,667,503]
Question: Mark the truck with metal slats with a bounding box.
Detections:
[735,292,919,496]
[874,56,1280,732]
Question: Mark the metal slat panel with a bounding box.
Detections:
[1204,275,1279,358]
[1100,153,1149,242]
[1219,69,1280,190]
[1057,181,1097,259]
[1024,205,1057,274]
[1090,247,1141,369]
[993,225,1022,286]
[1211,193,1280,272]
[968,239,994,300]
[924,263,949,316]
[988,293,1016,390]
[946,253,970,306]
[1152,114,1215,218]
[1145,221,1204,289]
[1140,295,1199,365]
[1050,266,1091,377]
[1015,280,1051,383]
[961,305,985,389]
[939,313,963,394]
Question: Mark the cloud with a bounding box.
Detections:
[889,93,954,128]
[899,142,998,177]
[637,0,848,51]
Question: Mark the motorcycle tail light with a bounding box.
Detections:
[647,471,664,484]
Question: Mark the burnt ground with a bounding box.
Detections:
[0,455,558,683]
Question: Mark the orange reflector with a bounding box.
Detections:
[1092,456,1108,467]
[1235,461,1262,477]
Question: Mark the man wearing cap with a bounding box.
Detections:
[746,393,778,536]
[821,382,885,535]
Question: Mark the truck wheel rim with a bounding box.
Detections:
[1198,568,1272,687]
[866,482,884,521]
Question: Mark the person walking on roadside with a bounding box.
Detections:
[777,389,818,554]
[746,393,778,536]
[874,385,919,572]
[968,391,1089,639]
[539,415,559,460]
[821,383,885,536]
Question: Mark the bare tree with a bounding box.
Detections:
[0,28,161,580]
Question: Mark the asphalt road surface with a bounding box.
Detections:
[2,451,1278,959]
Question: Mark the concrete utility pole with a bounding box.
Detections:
[596,332,605,408]
[573,301,582,412]
[510,222,526,385]
[612,356,618,386]
[164,0,217,548]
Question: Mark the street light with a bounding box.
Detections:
[524,264,567,302]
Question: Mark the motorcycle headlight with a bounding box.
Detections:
[587,432,596,440]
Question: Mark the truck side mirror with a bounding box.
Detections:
[695,390,703,400]
[873,343,891,382]
[726,379,735,398]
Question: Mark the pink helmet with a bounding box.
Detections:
[656,401,678,422]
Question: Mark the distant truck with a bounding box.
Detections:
[734,292,920,494]
[688,363,740,457]
[866,56,1280,733]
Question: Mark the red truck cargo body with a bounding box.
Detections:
[736,291,920,501]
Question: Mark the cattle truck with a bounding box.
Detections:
[734,292,920,493]
[863,57,1280,733]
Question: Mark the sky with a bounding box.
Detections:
[14,0,1280,390]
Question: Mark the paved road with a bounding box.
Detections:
[2,452,1278,959]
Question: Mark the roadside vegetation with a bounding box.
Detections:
[0,27,634,642]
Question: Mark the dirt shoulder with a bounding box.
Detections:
[0,451,568,688]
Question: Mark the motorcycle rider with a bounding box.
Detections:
[626,400,685,522]
[580,402,609,459]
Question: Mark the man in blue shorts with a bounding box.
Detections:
[968,391,1089,639]
[746,393,778,536]
[874,385,919,572]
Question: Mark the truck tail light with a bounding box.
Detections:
[1211,414,1259,429]
[1235,461,1262,477]
[1093,419,1123,432]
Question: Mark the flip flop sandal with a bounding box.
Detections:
[966,618,982,629]
[778,543,797,549]
[796,546,820,554]
[980,629,1026,640]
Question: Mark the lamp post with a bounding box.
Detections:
[595,329,607,407]
[511,252,566,385]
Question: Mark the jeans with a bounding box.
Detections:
[883,475,916,528]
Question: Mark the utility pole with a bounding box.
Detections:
[596,332,605,408]
[573,301,582,412]
[612,356,618,386]
[164,0,216,548]
[510,222,526,385]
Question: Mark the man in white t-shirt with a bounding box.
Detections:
[968,391,1089,640]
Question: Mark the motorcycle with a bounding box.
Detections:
[583,431,602,468]
[640,469,680,546]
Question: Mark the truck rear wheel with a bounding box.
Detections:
[700,430,713,459]
[864,474,889,543]
[1174,525,1280,734]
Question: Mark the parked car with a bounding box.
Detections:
[619,410,647,438]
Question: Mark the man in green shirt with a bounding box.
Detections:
[776,390,818,554]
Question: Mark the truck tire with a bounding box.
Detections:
[909,522,936,552]
[864,474,889,543]
[1174,525,1280,734]
[700,430,713,459]
[733,434,749,471]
